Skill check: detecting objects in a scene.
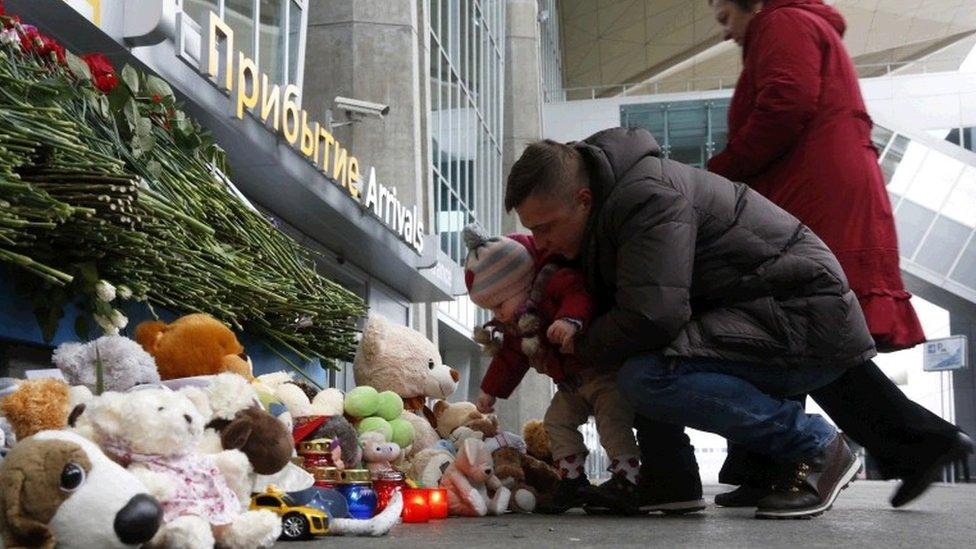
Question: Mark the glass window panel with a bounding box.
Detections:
[708,100,730,159]
[431,0,441,42]
[871,125,894,153]
[949,234,976,289]
[259,0,286,84]
[879,134,909,184]
[182,0,220,28]
[914,216,972,275]
[904,149,963,211]
[287,0,301,86]
[429,0,504,269]
[224,0,255,60]
[894,200,937,258]
[941,166,976,227]
[886,141,926,194]
[667,104,708,167]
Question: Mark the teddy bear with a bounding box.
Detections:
[430,399,499,440]
[198,374,293,477]
[491,446,562,513]
[523,419,554,464]
[360,431,401,475]
[53,335,161,393]
[439,437,510,517]
[353,315,461,463]
[0,430,164,549]
[135,313,253,380]
[82,387,280,549]
[0,379,91,442]
[405,447,455,487]
[353,315,459,411]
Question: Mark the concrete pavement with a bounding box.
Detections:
[278,481,975,548]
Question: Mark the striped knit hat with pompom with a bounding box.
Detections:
[462,224,535,309]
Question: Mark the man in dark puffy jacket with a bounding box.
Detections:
[504,128,875,519]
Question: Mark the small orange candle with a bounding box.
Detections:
[427,488,448,519]
[402,488,429,523]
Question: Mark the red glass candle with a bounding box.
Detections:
[401,488,430,523]
[298,439,336,470]
[427,488,448,519]
[372,471,406,514]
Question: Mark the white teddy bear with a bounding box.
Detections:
[82,387,280,549]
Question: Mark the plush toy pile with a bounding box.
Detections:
[0,312,563,547]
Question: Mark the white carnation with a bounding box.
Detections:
[94,314,119,335]
[95,280,116,302]
[110,309,129,330]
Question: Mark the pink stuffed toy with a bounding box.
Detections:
[439,438,510,517]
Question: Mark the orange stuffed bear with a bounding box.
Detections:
[135,313,253,380]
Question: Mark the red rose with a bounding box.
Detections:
[152,94,161,104]
[82,52,119,93]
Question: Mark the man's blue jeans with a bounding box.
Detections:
[618,354,847,462]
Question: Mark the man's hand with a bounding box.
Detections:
[475,390,497,413]
[547,319,579,347]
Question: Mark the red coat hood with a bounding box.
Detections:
[751,0,846,37]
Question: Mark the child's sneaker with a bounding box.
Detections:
[536,475,591,514]
[582,472,640,515]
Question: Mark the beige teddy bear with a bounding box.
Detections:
[431,400,499,440]
[82,387,280,549]
[353,314,462,461]
[353,315,460,411]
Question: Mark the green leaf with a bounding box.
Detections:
[108,84,131,112]
[146,75,174,100]
[65,51,91,81]
[95,345,104,395]
[98,95,110,118]
[147,159,163,179]
[74,313,89,340]
[135,116,152,138]
[76,262,99,288]
[37,305,64,343]
[121,64,139,93]
[93,299,113,318]
[123,97,140,129]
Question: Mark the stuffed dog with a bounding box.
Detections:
[0,430,163,549]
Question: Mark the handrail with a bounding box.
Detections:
[557,57,974,100]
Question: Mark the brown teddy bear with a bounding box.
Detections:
[431,400,499,440]
[523,419,553,465]
[0,379,76,441]
[135,313,252,380]
[491,446,561,513]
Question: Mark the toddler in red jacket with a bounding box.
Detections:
[462,224,640,514]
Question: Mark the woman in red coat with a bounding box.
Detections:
[707,0,923,349]
[707,0,968,508]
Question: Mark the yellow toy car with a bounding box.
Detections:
[250,486,329,541]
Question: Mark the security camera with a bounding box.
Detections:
[334,96,390,119]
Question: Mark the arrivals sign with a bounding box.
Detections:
[199,12,424,254]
